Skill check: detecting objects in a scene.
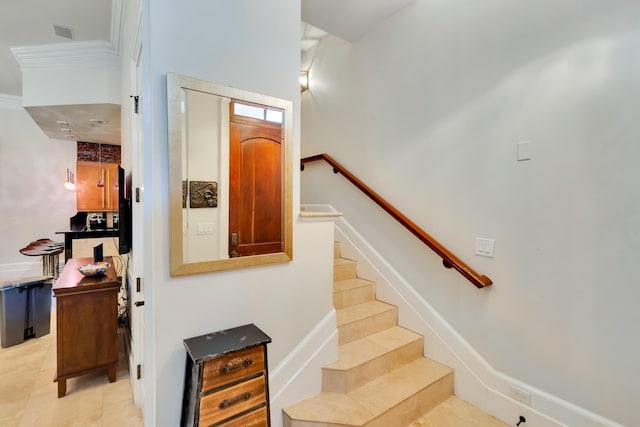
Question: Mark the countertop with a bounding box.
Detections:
[53,257,119,295]
[56,226,119,235]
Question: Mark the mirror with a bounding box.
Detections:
[167,73,293,276]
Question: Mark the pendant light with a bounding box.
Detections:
[96,142,105,188]
[64,168,76,190]
[91,119,106,188]
[64,141,76,191]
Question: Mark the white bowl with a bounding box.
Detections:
[78,262,110,277]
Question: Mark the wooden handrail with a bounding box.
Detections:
[301,153,493,289]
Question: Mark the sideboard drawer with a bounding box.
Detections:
[199,375,265,426]
[202,346,265,391]
[219,406,267,427]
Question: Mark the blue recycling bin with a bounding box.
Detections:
[0,276,53,348]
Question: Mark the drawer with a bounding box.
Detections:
[218,406,267,427]
[202,346,265,391]
[199,375,266,426]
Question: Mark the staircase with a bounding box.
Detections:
[282,243,507,427]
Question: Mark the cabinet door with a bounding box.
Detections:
[56,287,119,377]
[76,162,119,212]
[76,162,105,211]
[105,163,119,211]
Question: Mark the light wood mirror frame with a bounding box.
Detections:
[167,73,293,276]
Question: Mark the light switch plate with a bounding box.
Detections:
[475,238,495,257]
[517,141,532,161]
[197,222,215,235]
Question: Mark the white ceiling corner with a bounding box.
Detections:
[302,0,415,42]
[301,22,327,52]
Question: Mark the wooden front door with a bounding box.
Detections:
[229,101,283,257]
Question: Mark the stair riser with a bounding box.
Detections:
[334,261,357,281]
[322,338,424,393]
[284,413,342,427]
[338,309,398,345]
[285,418,349,427]
[333,284,375,309]
[365,372,454,427]
[283,414,338,427]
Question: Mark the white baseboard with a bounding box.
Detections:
[332,212,622,427]
[269,309,338,427]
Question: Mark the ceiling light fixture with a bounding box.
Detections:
[300,70,309,93]
[92,119,107,188]
[64,143,76,191]
[64,168,76,191]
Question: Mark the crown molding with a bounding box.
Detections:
[10,40,118,70]
[0,94,23,110]
[110,0,125,55]
[132,5,142,64]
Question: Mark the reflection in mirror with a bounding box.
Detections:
[167,73,292,276]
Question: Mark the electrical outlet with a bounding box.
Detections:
[510,386,531,405]
[475,238,495,257]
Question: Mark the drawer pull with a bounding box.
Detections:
[219,392,251,409]
[220,357,253,374]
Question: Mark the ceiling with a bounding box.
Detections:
[1,0,117,144]
[302,0,415,43]
[1,0,112,97]
[1,0,413,145]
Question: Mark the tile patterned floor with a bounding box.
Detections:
[0,312,143,427]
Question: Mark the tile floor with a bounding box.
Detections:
[0,311,143,427]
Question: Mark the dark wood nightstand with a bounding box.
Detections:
[181,324,272,426]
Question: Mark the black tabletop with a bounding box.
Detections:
[183,323,271,363]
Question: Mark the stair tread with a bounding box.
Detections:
[284,392,373,426]
[336,300,397,326]
[407,396,508,427]
[348,357,453,417]
[334,257,356,266]
[334,277,375,292]
[325,326,422,371]
[285,357,452,425]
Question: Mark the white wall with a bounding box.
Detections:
[142,1,336,426]
[0,97,76,280]
[301,1,640,426]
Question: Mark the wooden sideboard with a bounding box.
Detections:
[181,324,272,427]
[53,257,119,398]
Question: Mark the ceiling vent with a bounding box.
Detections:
[53,24,74,40]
